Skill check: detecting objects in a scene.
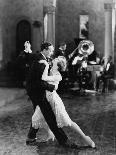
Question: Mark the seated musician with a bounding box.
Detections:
[96,56,115,92]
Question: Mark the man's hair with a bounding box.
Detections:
[41,42,52,51]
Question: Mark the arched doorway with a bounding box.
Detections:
[16,20,31,56]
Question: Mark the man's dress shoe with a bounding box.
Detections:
[26,138,37,145]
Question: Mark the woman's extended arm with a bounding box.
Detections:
[39,60,61,82]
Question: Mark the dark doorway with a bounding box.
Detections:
[16,20,31,56]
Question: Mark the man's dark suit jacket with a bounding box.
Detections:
[55,48,68,59]
[26,53,55,107]
[104,61,115,78]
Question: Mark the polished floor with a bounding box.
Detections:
[0,90,116,154]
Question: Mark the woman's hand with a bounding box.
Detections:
[39,60,49,68]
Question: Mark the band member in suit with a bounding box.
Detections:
[55,42,67,58]
[102,56,115,92]
[96,56,115,92]
[26,42,78,148]
[88,50,98,63]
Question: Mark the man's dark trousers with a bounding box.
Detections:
[27,90,68,145]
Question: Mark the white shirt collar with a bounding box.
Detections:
[40,52,47,60]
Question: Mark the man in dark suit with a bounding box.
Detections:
[96,56,115,92]
[101,56,115,92]
[55,42,67,58]
[26,42,78,148]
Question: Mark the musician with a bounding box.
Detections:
[96,56,115,92]
[68,40,95,88]
[78,56,90,91]
[102,56,115,92]
[67,46,80,86]
[55,42,67,58]
[88,50,97,64]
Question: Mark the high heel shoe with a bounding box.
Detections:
[85,136,96,148]
[91,141,95,148]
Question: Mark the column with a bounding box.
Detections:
[0,26,3,68]
[32,20,43,52]
[44,5,56,46]
[104,3,115,64]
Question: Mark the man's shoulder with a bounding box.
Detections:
[29,53,42,62]
[32,55,46,67]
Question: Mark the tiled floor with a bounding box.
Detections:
[0,91,116,154]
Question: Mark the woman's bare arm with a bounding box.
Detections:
[39,60,62,82]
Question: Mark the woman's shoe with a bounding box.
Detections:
[85,136,95,148]
[91,141,95,148]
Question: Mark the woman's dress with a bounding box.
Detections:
[32,70,72,129]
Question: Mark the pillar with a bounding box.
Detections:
[104,3,115,64]
[32,23,43,52]
[0,26,3,68]
[44,5,56,46]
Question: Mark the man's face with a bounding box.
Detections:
[46,45,54,58]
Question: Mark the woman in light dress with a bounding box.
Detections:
[32,56,95,148]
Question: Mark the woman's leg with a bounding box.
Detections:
[70,121,95,147]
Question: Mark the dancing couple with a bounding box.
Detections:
[26,42,95,149]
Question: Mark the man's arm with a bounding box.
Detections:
[40,60,62,82]
[37,61,55,92]
[41,80,55,92]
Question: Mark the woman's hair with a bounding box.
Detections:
[56,56,67,72]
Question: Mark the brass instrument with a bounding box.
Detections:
[78,40,94,56]
[71,40,94,65]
